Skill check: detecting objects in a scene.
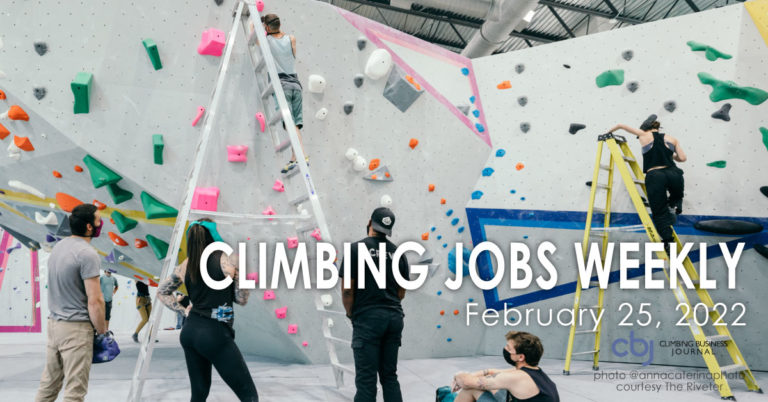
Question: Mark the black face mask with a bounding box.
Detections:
[503,348,516,366]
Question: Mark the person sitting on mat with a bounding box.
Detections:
[451,331,559,402]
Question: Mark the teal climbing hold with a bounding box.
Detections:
[83,155,122,188]
[431,226,436,232]
[451,218,459,226]
[510,189,516,194]
[458,227,465,233]
[71,72,93,114]
[142,39,163,70]
[442,243,448,248]
[437,235,442,240]
[153,134,164,165]
[111,211,138,233]
[446,209,453,217]
[146,234,169,260]
[461,67,469,76]
[472,110,480,118]
[141,191,178,219]
[596,69,624,88]
[686,41,732,61]
[707,160,727,168]
[482,167,494,177]
[469,96,475,104]
[761,127,768,152]
[475,123,485,133]
[496,149,506,157]
[106,183,133,205]
[471,190,483,200]
[697,73,768,105]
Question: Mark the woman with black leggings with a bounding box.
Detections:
[157,219,258,401]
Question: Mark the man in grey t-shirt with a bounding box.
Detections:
[36,204,107,402]
[100,270,118,330]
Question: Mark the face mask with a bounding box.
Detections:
[91,220,103,238]
[503,348,516,366]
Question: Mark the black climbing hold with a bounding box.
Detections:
[622,50,634,61]
[569,123,586,135]
[761,186,768,198]
[33,87,46,100]
[343,102,354,115]
[353,74,364,88]
[563,64,571,69]
[694,219,763,235]
[585,181,592,187]
[626,81,639,93]
[34,42,47,56]
[357,37,367,51]
[517,96,527,107]
[457,104,470,115]
[664,101,677,113]
[520,122,530,133]
[640,114,657,131]
[711,103,731,121]
[755,244,768,260]
[515,64,525,74]
[214,0,223,5]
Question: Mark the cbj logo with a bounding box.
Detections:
[612,331,654,366]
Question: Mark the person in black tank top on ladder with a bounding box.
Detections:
[451,331,559,402]
[609,115,687,250]
[157,218,258,401]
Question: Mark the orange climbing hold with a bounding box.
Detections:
[409,138,419,149]
[133,275,144,281]
[149,279,158,287]
[440,310,445,315]
[369,158,380,171]
[385,172,390,178]
[55,192,84,212]
[440,198,446,205]
[52,171,62,178]
[0,123,9,140]
[371,175,378,180]
[428,184,435,192]
[134,239,148,248]
[453,309,459,315]
[421,232,429,240]
[109,218,115,224]
[497,80,512,90]
[405,75,421,91]
[8,105,29,121]
[108,232,128,246]
[74,165,83,172]
[515,162,525,171]
[0,90,5,99]
[13,135,34,151]
[92,200,107,210]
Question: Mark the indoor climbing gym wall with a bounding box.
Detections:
[470,2,768,369]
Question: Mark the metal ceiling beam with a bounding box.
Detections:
[601,0,619,14]
[547,5,575,38]
[684,0,700,12]
[339,0,481,29]
[509,29,567,43]
[538,0,645,24]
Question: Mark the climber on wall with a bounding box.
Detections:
[157,218,258,401]
[262,13,308,174]
[609,115,687,250]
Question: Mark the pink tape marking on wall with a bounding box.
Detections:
[0,231,12,292]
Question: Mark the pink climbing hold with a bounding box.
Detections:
[263,290,275,300]
[287,324,298,334]
[256,0,265,12]
[302,341,308,347]
[275,306,287,319]
[192,106,205,126]
[286,236,299,249]
[272,179,285,192]
[255,112,266,132]
[310,228,322,241]
[197,28,226,57]
[262,205,276,221]
[191,187,220,212]
[227,145,248,162]
[246,272,259,282]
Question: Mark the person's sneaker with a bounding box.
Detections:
[281,160,297,174]
[132,333,139,343]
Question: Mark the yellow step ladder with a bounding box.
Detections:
[562,133,762,400]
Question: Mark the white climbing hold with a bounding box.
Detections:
[327,318,335,328]
[380,194,393,207]
[344,148,358,161]
[364,49,392,80]
[8,180,45,199]
[307,75,326,93]
[49,202,56,209]
[315,107,328,120]
[352,155,367,171]
[35,211,58,226]
[8,152,21,160]
[320,294,333,307]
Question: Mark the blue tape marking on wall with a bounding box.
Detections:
[465,208,768,311]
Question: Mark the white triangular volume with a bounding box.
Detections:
[35,211,59,225]
[8,180,45,199]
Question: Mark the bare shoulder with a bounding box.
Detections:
[663,133,680,144]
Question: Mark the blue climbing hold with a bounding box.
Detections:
[470,95,476,104]
[437,324,442,329]
[451,218,459,226]
[446,209,453,217]
[461,67,469,76]
[437,290,442,296]
[523,235,528,239]
[475,123,485,132]
[442,243,448,248]
[521,197,526,201]
[496,149,506,157]
[447,338,452,342]
[482,167,494,177]
[458,227,465,233]
[471,191,483,200]
[472,110,480,118]
[468,298,474,302]
[448,247,472,277]
[431,226,436,232]
[437,235,442,240]
[510,189,516,194]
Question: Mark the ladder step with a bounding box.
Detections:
[275,139,292,152]
[575,329,598,335]
[596,184,610,190]
[571,349,599,356]
[719,364,745,374]
[326,336,352,345]
[599,164,611,171]
[268,112,282,127]
[290,194,309,206]
[592,207,607,214]
[189,210,311,223]
[254,58,265,73]
[317,308,347,316]
[622,156,636,162]
[332,362,355,373]
[260,82,274,99]
[584,305,601,309]
[705,334,731,343]
[633,179,644,185]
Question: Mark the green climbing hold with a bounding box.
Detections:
[686,41,732,61]
[697,73,768,105]
[596,69,624,88]
[142,39,162,70]
[111,210,138,233]
[146,234,169,260]
[82,155,122,188]
[71,72,93,114]
[761,127,768,153]
[106,182,133,204]
[153,134,164,165]
[707,160,727,168]
[141,191,178,219]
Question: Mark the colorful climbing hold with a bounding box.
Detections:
[595,69,625,88]
[52,171,62,178]
[405,75,421,91]
[409,138,419,149]
[262,206,276,219]
[711,103,732,121]
[111,211,138,233]
[521,197,526,201]
[263,290,276,300]
[569,123,586,135]
[440,310,445,315]
[469,96,475,104]
[0,90,5,99]
[141,191,178,219]
[197,28,226,57]
[447,338,452,342]
[153,134,164,165]
[428,184,435,192]
[272,179,285,192]
[451,218,460,226]
[686,41,732,61]
[697,73,768,105]
[142,38,163,70]
[255,112,266,132]
[437,291,442,296]
[497,80,511,90]
[74,165,83,172]
[93,200,107,210]
[310,228,322,241]
[287,324,298,334]
[431,227,436,232]
[437,325,441,329]
[761,127,768,152]
[453,310,459,315]
[440,198,446,205]
[55,192,83,212]
[0,123,9,140]
[422,232,429,240]
[471,191,483,200]
[510,189,516,194]
[475,123,485,133]
[108,232,128,247]
[106,183,133,205]
[13,135,34,151]
[134,239,148,249]
[191,187,220,212]
[437,235,442,240]
[275,306,287,319]
[286,236,299,249]
[472,110,480,118]
[71,73,93,114]
[461,67,469,76]
[496,149,505,157]
[192,106,205,126]
[482,167,494,177]
[707,160,727,168]
[446,209,453,217]
[516,162,525,171]
[8,105,30,121]
[146,234,170,260]
[83,155,122,188]
[368,158,380,171]
[458,227,465,233]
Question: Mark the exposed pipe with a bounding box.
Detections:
[461,0,539,58]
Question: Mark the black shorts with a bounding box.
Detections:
[105,301,112,321]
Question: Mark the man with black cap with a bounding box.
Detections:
[609,115,687,248]
[341,207,410,402]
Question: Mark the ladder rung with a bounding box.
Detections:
[332,362,355,373]
[575,329,598,335]
[584,305,601,309]
[290,194,309,206]
[596,184,610,190]
[719,364,745,374]
[268,112,282,127]
[599,164,611,171]
[622,156,636,162]
[296,223,317,233]
[189,210,311,223]
[275,139,292,152]
[571,349,599,356]
[592,207,607,214]
[705,335,731,343]
[260,82,274,99]
[633,179,644,185]
[254,58,265,73]
[317,308,347,316]
[326,336,352,345]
